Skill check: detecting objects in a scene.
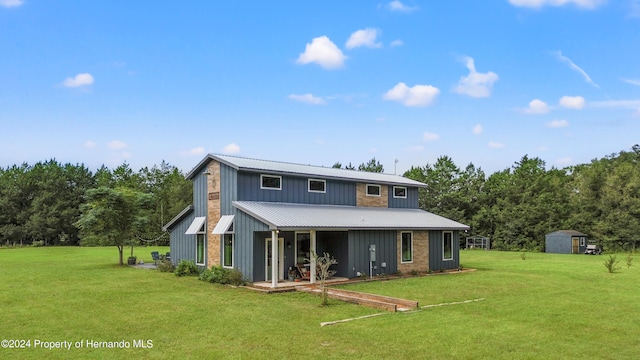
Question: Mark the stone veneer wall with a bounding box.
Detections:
[397,230,428,273]
[206,160,221,268]
[356,183,388,207]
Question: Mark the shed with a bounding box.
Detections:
[545,230,588,254]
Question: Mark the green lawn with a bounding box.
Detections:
[1,247,638,359]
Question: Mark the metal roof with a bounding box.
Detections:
[233,201,469,231]
[185,216,207,235]
[212,215,235,234]
[187,154,427,187]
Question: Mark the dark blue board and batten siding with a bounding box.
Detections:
[347,230,397,278]
[387,187,419,208]
[428,230,460,271]
[237,172,357,205]
[169,213,199,266]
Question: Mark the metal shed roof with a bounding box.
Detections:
[233,201,469,231]
[187,154,427,187]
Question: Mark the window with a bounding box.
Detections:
[443,231,453,261]
[366,184,381,196]
[223,234,233,268]
[308,179,326,193]
[401,232,413,263]
[196,234,205,265]
[260,174,281,190]
[393,186,407,198]
[580,237,586,246]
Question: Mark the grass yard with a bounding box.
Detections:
[1,247,638,359]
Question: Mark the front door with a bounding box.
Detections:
[266,237,284,281]
[571,237,579,254]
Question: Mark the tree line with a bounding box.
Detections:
[1,147,638,252]
[402,146,640,252]
[0,160,191,247]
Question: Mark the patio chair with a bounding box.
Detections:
[151,251,160,265]
[165,252,171,261]
[296,263,310,280]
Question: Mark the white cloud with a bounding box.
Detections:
[489,141,505,149]
[108,140,127,150]
[453,57,498,98]
[390,39,404,47]
[559,95,585,109]
[423,132,440,141]
[191,146,206,155]
[288,93,326,105]
[296,36,346,70]
[525,99,550,114]
[346,28,382,49]
[222,143,240,154]
[472,124,483,135]
[0,0,23,8]
[509,0,605,9]
[547,119,569,128]
[62,73,94,88]
[383,82,440,107]
[83,140,96,148]
[555,157,573,167]
[387,0,418,12]
[622,78,640,86]
[554,51,599,88]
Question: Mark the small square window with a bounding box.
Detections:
[308,179,326,193]
[366,184,381,196]
[393,186,407,198]
[260,174,281,190]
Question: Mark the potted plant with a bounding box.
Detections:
[127,255,137,265]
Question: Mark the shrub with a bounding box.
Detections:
[157,259,175,272]
[626,254,633,268]
[31,240,45,247]
[175,260,200,277]
[410,269,419,276]
[520,252,527,260]
[604,255,620,273]
[198,266,246,285]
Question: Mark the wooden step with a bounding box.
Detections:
[297,286,418,312]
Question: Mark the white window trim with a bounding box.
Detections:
[260,174,282,190]
[196,233,206,266]
[393,186,407,199]
[401,231,413,264]
[308,179,326,193]
[442,231,453,261]
[366,184,381,197]
[222,234,234,268]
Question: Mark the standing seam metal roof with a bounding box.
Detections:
[187,154,427,187]
[233,201,469,231]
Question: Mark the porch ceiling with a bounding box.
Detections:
[232,201,469,231]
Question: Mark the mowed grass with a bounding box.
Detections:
[1,248,639,359]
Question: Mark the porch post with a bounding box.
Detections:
[310,230,316,284]
[271,229,278,288]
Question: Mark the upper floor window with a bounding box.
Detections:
[393,186,407,199]
[308,179,326,193]
[366,184,381,197]
[260,174,282,190]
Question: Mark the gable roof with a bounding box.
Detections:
[162,205,194,231]
[233,201,469,231]
[186,154,427,187]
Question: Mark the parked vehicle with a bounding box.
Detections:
[585,244,602,255]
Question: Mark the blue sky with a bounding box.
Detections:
[1,0,639,175]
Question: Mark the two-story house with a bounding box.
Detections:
[163,154,469,287]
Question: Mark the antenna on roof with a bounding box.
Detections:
[394,159,399,175]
